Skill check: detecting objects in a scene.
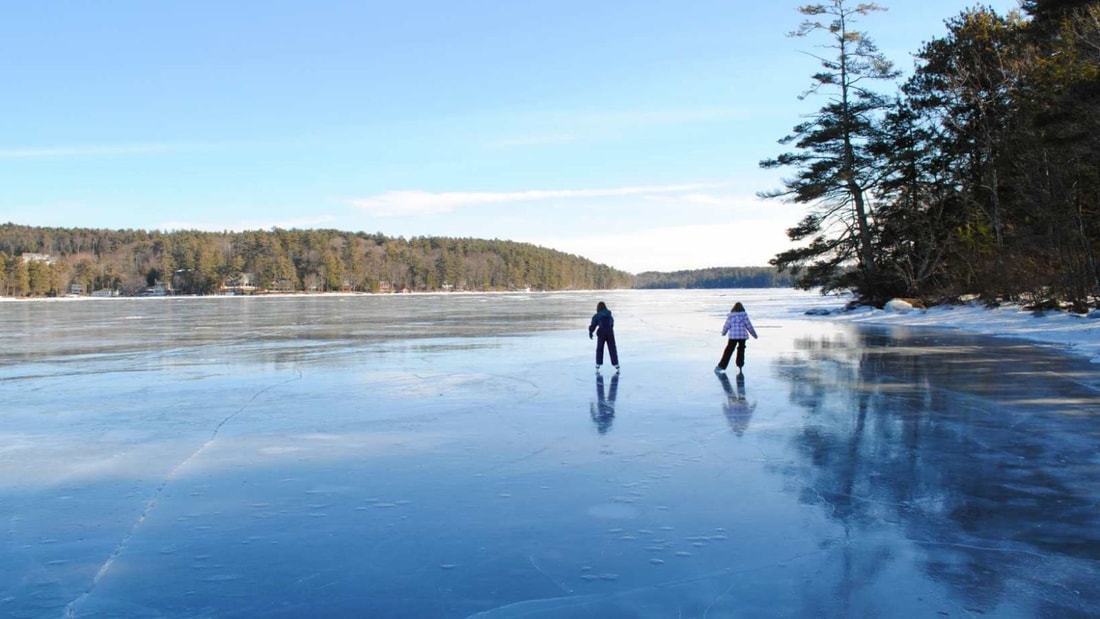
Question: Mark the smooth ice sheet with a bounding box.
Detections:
[2,290,1099,618]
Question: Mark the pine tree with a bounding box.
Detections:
[760,0,899,301]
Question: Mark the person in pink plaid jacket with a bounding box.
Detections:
[715,302,758,376]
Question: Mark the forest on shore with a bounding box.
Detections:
[763,1,1100,310]
[0,224,633,296]
[634,267,793,289]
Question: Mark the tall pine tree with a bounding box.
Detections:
[760,1,898,301]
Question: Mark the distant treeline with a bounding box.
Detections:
[0,224,633,296]
[634,267,794,289]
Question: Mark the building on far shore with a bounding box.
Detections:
[222,273,257,295]
[21,253,55,264]
[140,281,170,296]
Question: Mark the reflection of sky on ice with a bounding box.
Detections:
[2,290,1099,617]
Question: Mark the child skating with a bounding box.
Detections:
[588,301,619,372]
[715,302,757,376]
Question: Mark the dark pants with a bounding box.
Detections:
[718,338,746,370]
[596,331,618,366]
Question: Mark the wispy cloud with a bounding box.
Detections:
[0,143,205,159]
[347,183,730,216]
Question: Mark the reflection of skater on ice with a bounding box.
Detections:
[719,373,756,437]
[588,301,620,372]
[715,302,758,376]
[590,372,619,434]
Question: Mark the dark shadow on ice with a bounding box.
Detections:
[589,372,618,434]
[773,325,1100,617]
[717,372,755,436]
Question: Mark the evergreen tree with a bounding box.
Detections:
[761,0,899,301]
[902,7,1034,299]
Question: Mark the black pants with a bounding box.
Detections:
[718,338,746,370]
[596,331,618,366]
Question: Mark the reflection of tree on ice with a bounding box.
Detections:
[590,372,619,434]
[718,373,756,437]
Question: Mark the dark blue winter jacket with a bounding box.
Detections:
[588,309,614,337]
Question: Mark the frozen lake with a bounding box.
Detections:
[2,289,1099,618]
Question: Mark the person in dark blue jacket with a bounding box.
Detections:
[588,301,619,371]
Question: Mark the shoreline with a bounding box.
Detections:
[0,288,626,302]
[811,299,1100,365]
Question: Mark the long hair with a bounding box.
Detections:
[731,302,745,312]
[596,301,608,312]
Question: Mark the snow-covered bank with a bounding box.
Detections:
[809,298,1100,364]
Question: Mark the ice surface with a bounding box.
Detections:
[2,290,1099,617]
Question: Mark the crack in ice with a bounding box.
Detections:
[63,369,303,618]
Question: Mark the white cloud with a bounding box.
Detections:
[531,219,796,273]
[347,183,730,216]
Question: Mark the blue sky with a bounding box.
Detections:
[0,0,1021,273]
